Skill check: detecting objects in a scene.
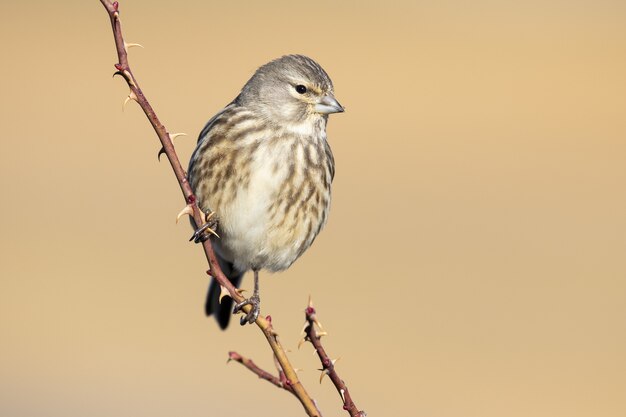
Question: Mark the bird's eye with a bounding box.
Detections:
[295,85,307,94]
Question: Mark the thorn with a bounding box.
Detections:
[112,70,123,79]
[124,42,144,52]
[300,321,309,335]
[218,285,230,304]
[293,368,302,373]
[319,369,329,383]
[169,132,187,142]
[340,388,346,403]
[331,357,341,366]
[297,337,307,349]
[122,90,137,112]
[312,348,319,356]
[308,295,314,308]
[316,330,328,338]
[175,204,194,223]
[121,70,135,87]
[159,134,186,161]
[313,318,324,331]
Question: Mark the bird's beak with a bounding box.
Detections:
[315,94,344,114]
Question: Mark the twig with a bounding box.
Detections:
[228,351,295,394]
[98,1,320,416]
[228,350,324,416]
[302,299,365,417]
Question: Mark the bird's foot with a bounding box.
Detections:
[189,211,219,243]
[233,294,260,325]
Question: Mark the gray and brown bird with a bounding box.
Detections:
[188,55,343,328]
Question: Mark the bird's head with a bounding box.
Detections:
[238,55,344,128]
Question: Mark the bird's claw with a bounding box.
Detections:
[233,294,260,325]
[189,212,219,243]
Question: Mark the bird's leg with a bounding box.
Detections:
[233,269,260,325]
[189,211,219,243]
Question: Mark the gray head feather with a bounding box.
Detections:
[236,55,335,124]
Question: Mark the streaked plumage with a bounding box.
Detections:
[188,55,343,328]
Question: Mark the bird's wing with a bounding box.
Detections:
[196,101,237,144]
[188,102,238,180]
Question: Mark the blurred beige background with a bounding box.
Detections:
[1,0,625,416]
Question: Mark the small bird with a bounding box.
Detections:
[188,55,343,328]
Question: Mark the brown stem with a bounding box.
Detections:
[228,351,295,394]
[98,1,320,416]
[304,302,365,417]
[228,351,324,416]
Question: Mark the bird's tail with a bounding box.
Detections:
[205,256,243,329]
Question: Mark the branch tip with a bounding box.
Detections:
[304,300,363,416]
[227,351,239,361]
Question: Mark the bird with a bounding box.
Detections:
[187,55,344,328]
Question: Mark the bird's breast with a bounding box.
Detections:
[210,133,333,272]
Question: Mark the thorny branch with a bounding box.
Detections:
[227,351,297,395]
[302,300,366,417]
[98,1,323,416]
[230,300,365,417]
